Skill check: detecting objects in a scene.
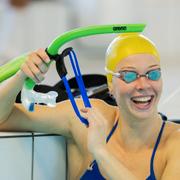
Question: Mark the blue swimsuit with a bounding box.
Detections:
[80,119,166,180]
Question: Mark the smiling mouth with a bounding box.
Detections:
[131,95,154,110]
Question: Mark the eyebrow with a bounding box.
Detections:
[120,64,160,70]
[148,64,160,68]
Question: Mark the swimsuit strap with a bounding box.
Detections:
[147,121,166,180]
[106,120,119,143]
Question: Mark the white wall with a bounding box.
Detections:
[0,0,180,119]
[65,0,180,119]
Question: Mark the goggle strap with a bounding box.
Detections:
[68,50,91,108]
[62,76,89,126]
[105,67,121,77]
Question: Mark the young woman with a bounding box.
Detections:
[0,33,180,180]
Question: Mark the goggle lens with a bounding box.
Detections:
[123,71,137,83]
[147,69,161,81]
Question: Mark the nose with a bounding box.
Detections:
[135,76,151,91]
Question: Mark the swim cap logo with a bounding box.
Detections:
[113,26,127,31]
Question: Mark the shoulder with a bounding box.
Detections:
[165,121,180,141]
[165,121,180,139]
[89,98,118,112]
[160,121,180,179]
[89,98,119,123]
[164,121,180,155]
[72,98,118,119]
[67,98,118,142]
[68,98,118,126]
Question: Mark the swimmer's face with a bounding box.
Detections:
[111,54,162,120]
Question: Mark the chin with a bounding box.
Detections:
[132,111,153,120]
[129,106,158,120]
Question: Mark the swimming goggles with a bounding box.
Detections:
[105,67,161,83]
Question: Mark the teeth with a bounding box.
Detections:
[132,96,152,102]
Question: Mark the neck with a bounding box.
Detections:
[117,112,163,152]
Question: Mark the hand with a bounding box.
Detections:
[20,48,50,83]
[80,107,108,155]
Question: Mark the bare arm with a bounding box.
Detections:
[160,130,180,180]
[0,70,26,124]
[0,48,50,124]
[0,100,73,137]
[0,49,73,137]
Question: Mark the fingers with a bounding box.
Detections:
[36,48,50,64]
[21,63,38,82]
[20,48,50,83]
[80,108,97,121]
[29,53,47,73]
[80,108,90,120]
[80,108,89,113]
[80,108,107,128]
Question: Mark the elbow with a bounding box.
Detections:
[0,117,8,126]
[0,107,14,126]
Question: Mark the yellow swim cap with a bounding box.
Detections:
[105,33,160,87]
